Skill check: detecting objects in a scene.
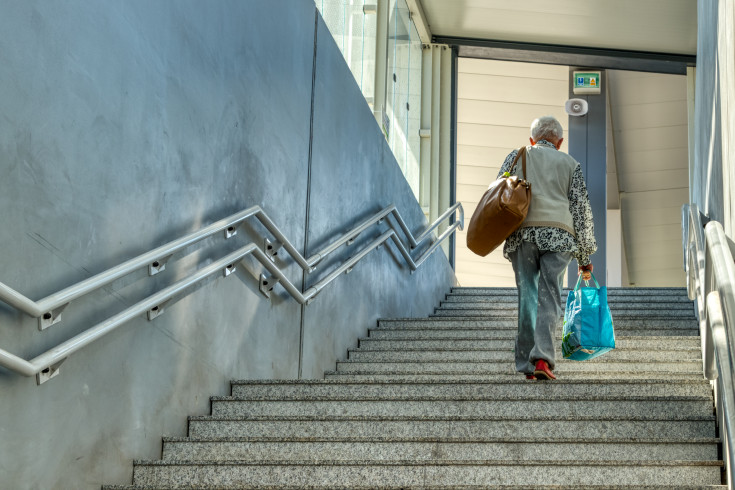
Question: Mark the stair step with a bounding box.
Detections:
[445,294,693,304]
[106,486,729,490]
[335,359,702,375]
[131,460,723,487]
[228,380,712,400]
[187,415,716,440]
[378,317,699,330]
[346,349,700,362]
[160,437,719,462]
[370,328,699,339]
[209,398,714,419]
[432,308,696,319]
[357,336,701,350]
[324,371,707,381]
[107,286,721,489]
[371,329,699,340]
[451,286,689,296]
[440,301,695,312]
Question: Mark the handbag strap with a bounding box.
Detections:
[574,272,601,291]
[509,146,527,180]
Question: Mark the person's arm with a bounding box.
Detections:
[496,149,519,180]
[568,163,597,272]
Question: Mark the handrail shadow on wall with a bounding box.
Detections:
[0,203,463,384]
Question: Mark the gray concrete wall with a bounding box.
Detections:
[0,1,456,488]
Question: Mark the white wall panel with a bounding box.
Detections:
[609,71,689,287]
[459,73,568,105]
[616,148,690,172]
[456,59,569,286]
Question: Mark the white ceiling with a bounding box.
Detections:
[419,0,697,55]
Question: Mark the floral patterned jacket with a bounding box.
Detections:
[496,140,597,266]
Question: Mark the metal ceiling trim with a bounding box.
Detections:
[432,36,696,75]
[405,0,431,44]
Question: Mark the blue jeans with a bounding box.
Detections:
[509,241,573,374]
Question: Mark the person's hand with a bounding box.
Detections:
[578,263,593,281]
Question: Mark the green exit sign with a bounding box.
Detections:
[573,71,601,94]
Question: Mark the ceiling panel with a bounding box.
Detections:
[456,165,499,185]
[420,0,697,55]
[455,247,509,268]
[458,99,567,127]
[613,126,689,153]
[457,183,491,204]
[459,57,568,79]
[618,169,689,193]
[459,73,568,105]
[457,145,515,167]
[612,102,688,130]
[623,206,684,229]
[457,123,531,147]
[609,73,688,106]
[615,149,690,172]
[622,188,689,209]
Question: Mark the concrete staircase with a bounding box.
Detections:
[105,287,726,488]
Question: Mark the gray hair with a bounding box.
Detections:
[530,116,563,142]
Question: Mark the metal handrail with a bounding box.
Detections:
[683,203,735,487]
[0,202,463,383]
[0,202,463,331]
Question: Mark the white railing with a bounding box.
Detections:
[683,203,735,488]
[0,202,463,384]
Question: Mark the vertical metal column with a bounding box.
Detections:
[372,0,389,133]
[419,45,433,216]
[439,45,452,251]
[430,45,441,223]
[687,66,697,204]
[567,68,607,286]
[449,47,459,269]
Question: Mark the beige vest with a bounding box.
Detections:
[517,144,578,236]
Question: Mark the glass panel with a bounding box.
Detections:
[317,0,346,56]
[387,0,411,176]
[317,0,374,100]
[406,12,422,197]
[344,1,364,92]
[360,4,376,103]
[396,1,410,178]
[385,0,397,146]
[317,0,422,201]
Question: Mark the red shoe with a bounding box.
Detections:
[525,374,536,380]
[534,359,556,380]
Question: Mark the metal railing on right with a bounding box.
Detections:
[683,203,735,488]
[0,202,463,384]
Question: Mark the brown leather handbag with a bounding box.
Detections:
[466,146,532,256]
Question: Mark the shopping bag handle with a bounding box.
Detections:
[574,271,601,291]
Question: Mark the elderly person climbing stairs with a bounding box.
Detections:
[496,116,597,380]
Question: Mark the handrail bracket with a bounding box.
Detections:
[263,238,283,261]
[224,225,239,239]
[259,274,280,299]
[223,263,237,277]
[36,358,66,385]
[149,255,172,276]
[38,304,69,331]
[147,300,170,321]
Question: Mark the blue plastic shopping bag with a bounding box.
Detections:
[562,272,615,361]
